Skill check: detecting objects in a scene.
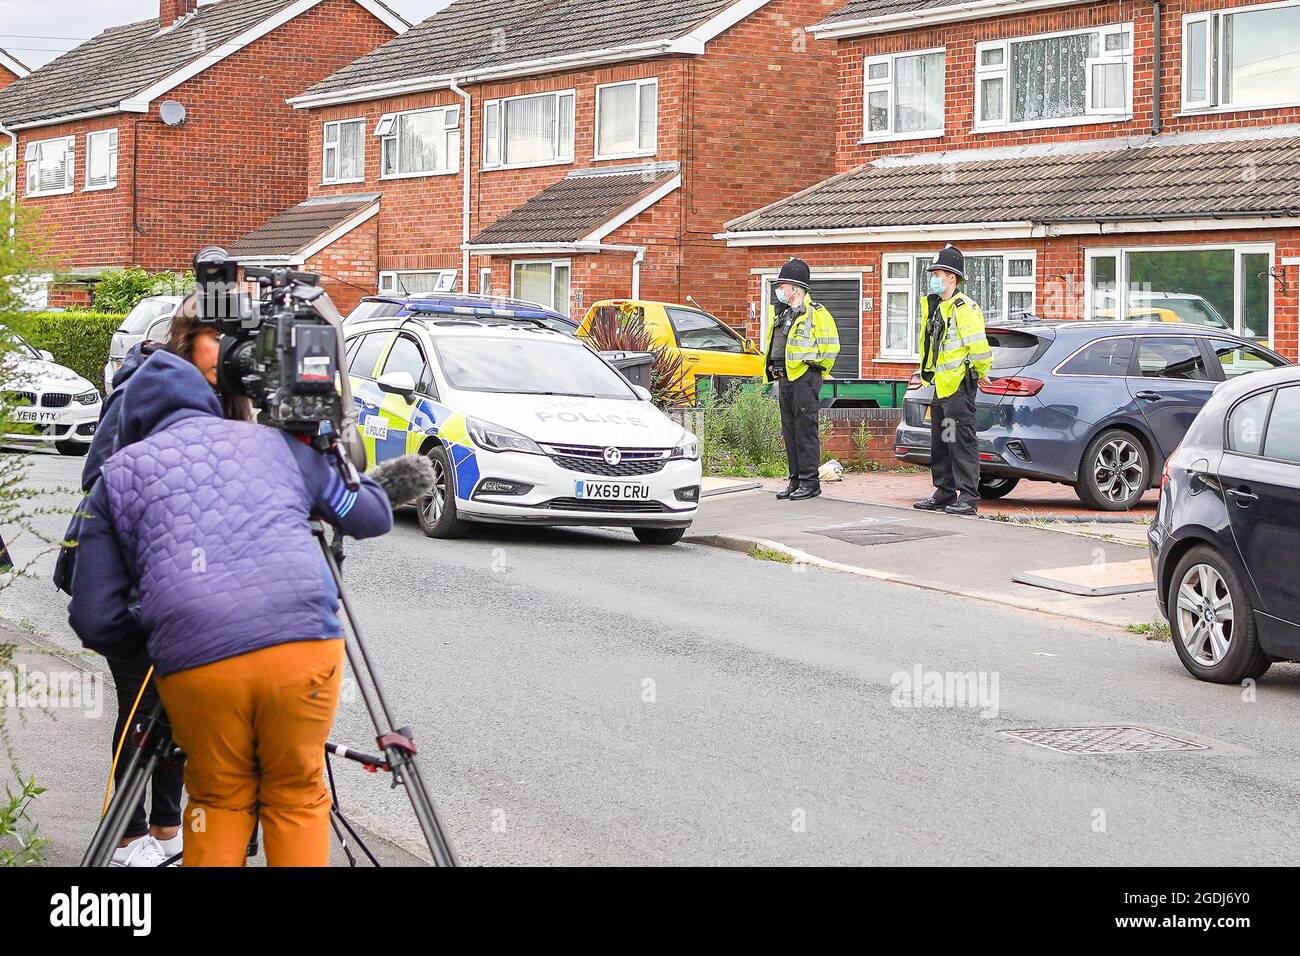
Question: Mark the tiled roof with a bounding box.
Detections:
[469,166,679,246]
[725,133,1300,234]
[816,0,979,28]
[299,0,736,99]
[228,193,380,259]
[0,0,301,126]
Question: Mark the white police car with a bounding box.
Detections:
[345,314,701,544]
[2,333,101,455]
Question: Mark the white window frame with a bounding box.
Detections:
[478,268,492,295]
[83,129,118,192]
[974,24,1133,133]
[862,47,946,143]
[323,118,366,185]
[1084,243,1275,343]
[1180,1,1300,114]
[378,269,459,295]
[481,90,576,171]
[376,106,460,180]
[594,78,658,160]
[510,259,571,312]
[879,250,1037,360]
[24,136,75,198]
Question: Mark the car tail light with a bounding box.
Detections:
[1160,442,1181,492]
[907,373,923,391]
[978,376,1044,397]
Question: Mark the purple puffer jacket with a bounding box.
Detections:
[67,350,391,675]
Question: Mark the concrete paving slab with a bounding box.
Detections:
[1013,558,1155,597]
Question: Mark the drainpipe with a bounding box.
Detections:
[583,243,646,299]
[1152,0,1163,135]
[450,79,472,292]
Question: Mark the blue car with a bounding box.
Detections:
[894,321,1291,510]
[346,292,580,335]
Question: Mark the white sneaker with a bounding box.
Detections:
[110,834,168,868]
[156,832,183,866]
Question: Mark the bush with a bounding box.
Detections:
[700,385,786,476]
[18,311,124,391]
[89,268,193,314]
[580,303,693,409]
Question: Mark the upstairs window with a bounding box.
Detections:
[376,107,459,178]
[863,49,945,141]
[595,79,657,159]
[24,136,74,197]
[976,24,1132,130]
[323,118,365,183]
[85,129,117,190]
[1183,3,1300,111]
[483,90,575,169]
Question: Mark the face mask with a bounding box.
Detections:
[775,286,790,305]
[928,274,947,296]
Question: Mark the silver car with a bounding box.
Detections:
[103,296,183,393]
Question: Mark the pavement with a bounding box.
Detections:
[8,450,1300,867]
[688,482,1162,629]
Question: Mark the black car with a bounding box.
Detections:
[1149,365,1300,683]
[895,322,1290,510]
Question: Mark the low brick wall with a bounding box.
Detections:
[820,408,904,469]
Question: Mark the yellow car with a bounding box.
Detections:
[579,300,764,401]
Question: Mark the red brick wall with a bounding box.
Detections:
[15,0,397,274]
[306,211,379,315]
[830,0,1300,171]
[0,65,20,92]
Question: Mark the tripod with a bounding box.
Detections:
[82,521,457,867]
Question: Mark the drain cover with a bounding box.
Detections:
[1001,726,1208,755]
[811,526,957,547]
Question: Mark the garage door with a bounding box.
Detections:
[810,279,861,379]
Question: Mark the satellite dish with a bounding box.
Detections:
[159,100,187,126]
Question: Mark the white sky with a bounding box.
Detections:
[0,0,449,69]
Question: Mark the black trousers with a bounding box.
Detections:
[778,368,823,486]
[929,376,980,506]
[106,650,184,839]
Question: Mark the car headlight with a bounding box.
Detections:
[466,417,543,455]
[671,433,701,461]
[73,389,101,406]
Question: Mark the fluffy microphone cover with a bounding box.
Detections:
[370,454,436,508]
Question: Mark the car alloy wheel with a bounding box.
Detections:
[1175,563,1234,667]
[420,455,447,527]
[1093,437,1144,504]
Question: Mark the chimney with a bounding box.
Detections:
[160,0,199,29]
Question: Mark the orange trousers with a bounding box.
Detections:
[156,639,344,867]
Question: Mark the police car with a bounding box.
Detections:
[2,332,101,455]
[344,314,701,544]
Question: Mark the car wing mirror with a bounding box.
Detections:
[632,384,652,402]
[38,349,54,362]
[377,371,417,399]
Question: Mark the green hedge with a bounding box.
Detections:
[18,311,124,392]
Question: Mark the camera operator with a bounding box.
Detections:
[67,332,392,867]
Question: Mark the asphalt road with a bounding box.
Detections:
[4,449,1299,865]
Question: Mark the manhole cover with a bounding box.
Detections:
[1000,726,1208,755]
[811,526,957,547]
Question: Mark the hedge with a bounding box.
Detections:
[18,311,124,392]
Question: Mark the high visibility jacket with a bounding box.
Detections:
[918,292,993,399]
[763,298,840,384]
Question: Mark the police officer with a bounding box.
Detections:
[764,258,840,501]
[913,245,993,516]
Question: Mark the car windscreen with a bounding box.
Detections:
[119,298,179,334]
[433,337,635,399]
[1,332,38,359]
[986,330,1048,370]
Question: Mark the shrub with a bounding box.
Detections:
[580,303,693,409]
[700,385,786,475]
[89,268,193,314]
[18,311,124,391]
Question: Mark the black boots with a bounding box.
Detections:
[789,485,821,501]
[776,483,798,500]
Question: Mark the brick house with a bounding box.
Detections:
[0,0,407,300]
[0,50,30,91]
[719,0,1300,383]
[228,0,844,324]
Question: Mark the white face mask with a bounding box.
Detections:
[775,285,797,306]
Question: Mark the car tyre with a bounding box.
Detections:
[1168,544,1270,684]
[56,440,89,457]
[977,476,1020,500]
[1074,428,1149,511]
[633,526,686,546]
[416,444,469,539]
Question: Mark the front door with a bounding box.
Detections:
[808,278,861,380]
[1125,335,1217,461]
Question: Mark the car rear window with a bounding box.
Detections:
[346,301,404,324]
[1059,337,1135,376]
[986,330,1046,370]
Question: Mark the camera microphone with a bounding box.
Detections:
[370,455,436,508]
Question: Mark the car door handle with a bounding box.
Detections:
[1226,486,1258,505]
[1135,390,1163,401]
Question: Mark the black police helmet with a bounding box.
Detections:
[926,244,966,280]
[775,257,812,291]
